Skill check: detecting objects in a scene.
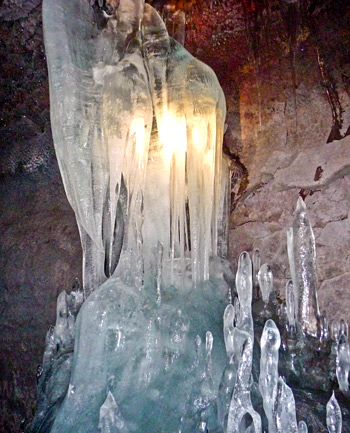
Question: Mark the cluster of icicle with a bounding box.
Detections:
[43,0,227,295]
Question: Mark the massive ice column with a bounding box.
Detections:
[40,0,230,432]
[43,0,226,293]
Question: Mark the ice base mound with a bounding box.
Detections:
[48,257,232,433]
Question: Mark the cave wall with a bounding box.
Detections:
[0,0,349,431]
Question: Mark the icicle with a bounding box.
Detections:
[258,263,273,305]
[252,248,261,300]
[326,392,342,433]
[285,280,296,327]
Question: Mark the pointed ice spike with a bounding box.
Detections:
[336,333,350,392]
[226,335,262,433]
[280,379,298,433]
[258,263,273,305]
[98,391,129,433]
[236,252,253,335]
[298,421,308,433]
[259,320,281,429]
[290,197,320,336]
[326,392,342,433]
[223,304,235,358]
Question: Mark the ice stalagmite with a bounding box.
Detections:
[252,249,260,299]
[226,252,261,433]
[285,280,296,327]
[272,378,298,433]
[218,304,237,430]
[223,303,236,356]
[287,197,320,335]
[326,392,342,433]
[259,319,281,432]
[336,333,350,392]
[236,252,254,336]
[29,283,84,433]
[226,334,262,433]
[339,319,348,338]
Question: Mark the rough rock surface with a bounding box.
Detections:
[0,0,350,431]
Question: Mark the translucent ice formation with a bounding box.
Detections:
[336,334,350,392]
[226,334,262,433]
[258,263,273,305]
[43,0,226,295]
[272,377,298,433]
[287,197,320,335]
[236,252,254,336]
[29,282,84,432]
[259,319,281,430]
